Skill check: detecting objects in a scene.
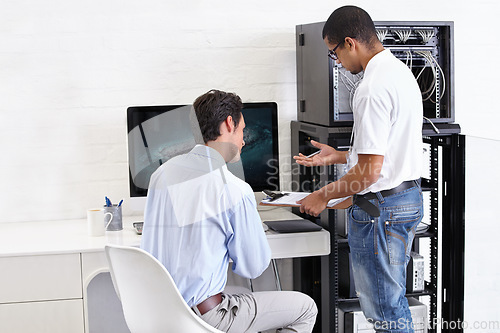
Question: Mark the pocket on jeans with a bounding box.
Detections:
[390,206,422,223]
[385,206,422,265]
[350,206,374,224]
[348,206,375,250]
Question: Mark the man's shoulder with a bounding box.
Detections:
[149,154,186,178]
[225,171,254,196]
[360,53,417,96]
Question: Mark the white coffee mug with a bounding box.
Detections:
[87,208,112,237]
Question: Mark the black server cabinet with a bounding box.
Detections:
[291,121,465,333]
[296,21,455,127]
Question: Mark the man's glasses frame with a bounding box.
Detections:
[328,40,343,61]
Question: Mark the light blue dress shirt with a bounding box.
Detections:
[141,145,271,307]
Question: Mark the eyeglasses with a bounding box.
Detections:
[328,40,343,61]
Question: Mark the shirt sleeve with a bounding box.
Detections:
[353,95,392,156]
[226,194,271,279]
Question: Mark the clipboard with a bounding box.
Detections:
[260,191,350,209]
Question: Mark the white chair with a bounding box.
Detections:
[105,244,224,333]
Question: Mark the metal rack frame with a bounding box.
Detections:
[291,121,465,333]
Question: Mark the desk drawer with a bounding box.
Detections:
[0,299,84,333]
[0,253,82,303]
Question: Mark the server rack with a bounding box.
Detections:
[292,20,464,333]
[296,21,454,126]
[291,123,465,333]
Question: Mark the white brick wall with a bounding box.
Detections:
[0,1,499,326]
[3,0,498,223]
[0,0,336,223]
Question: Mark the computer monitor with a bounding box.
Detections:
[126,102,279,212]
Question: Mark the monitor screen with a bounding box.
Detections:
[127,102,279,203]
[237,102,279,192]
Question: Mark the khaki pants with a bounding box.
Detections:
[193,291,318,333]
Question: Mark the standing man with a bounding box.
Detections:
[294,6,423,333]
[142,89,317,333]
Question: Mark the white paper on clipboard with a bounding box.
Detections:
[261,192,349,208]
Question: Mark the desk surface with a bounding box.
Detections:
[0,208,330,259]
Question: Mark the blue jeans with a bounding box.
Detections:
[348,186,423,333]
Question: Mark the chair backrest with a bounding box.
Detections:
[105,244,224,333]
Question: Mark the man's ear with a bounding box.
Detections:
[225,115,235,133]
[221,115,235,134]
[345,37,355,50]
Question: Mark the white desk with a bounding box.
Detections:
[0,208,329,333]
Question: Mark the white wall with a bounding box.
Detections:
[0,0,498,330]
[465,136,499,333]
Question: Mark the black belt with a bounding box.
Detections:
[353,180,420,217]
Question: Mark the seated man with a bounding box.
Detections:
[141,89,317,332]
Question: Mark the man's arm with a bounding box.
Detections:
[227,195,271,279]
[298,154,384,216]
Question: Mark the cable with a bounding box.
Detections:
[415,51,437,101]
[393,29,411,43]
[416,29,435,44]
[405,50,413,70]
[376,29,388,43]
[427,50,445,102]
[424,116,440,134]
[338,70,363,110]
[414,50,446,103]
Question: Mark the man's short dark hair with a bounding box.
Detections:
[193,89,243,143]
[322,6,377,46]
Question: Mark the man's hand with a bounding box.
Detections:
[296,191,329,217]
[293,140,347,166]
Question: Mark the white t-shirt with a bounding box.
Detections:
[349,49,423,194]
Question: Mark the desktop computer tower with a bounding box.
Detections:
[338,298,428,333]
[296,20,454,127]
